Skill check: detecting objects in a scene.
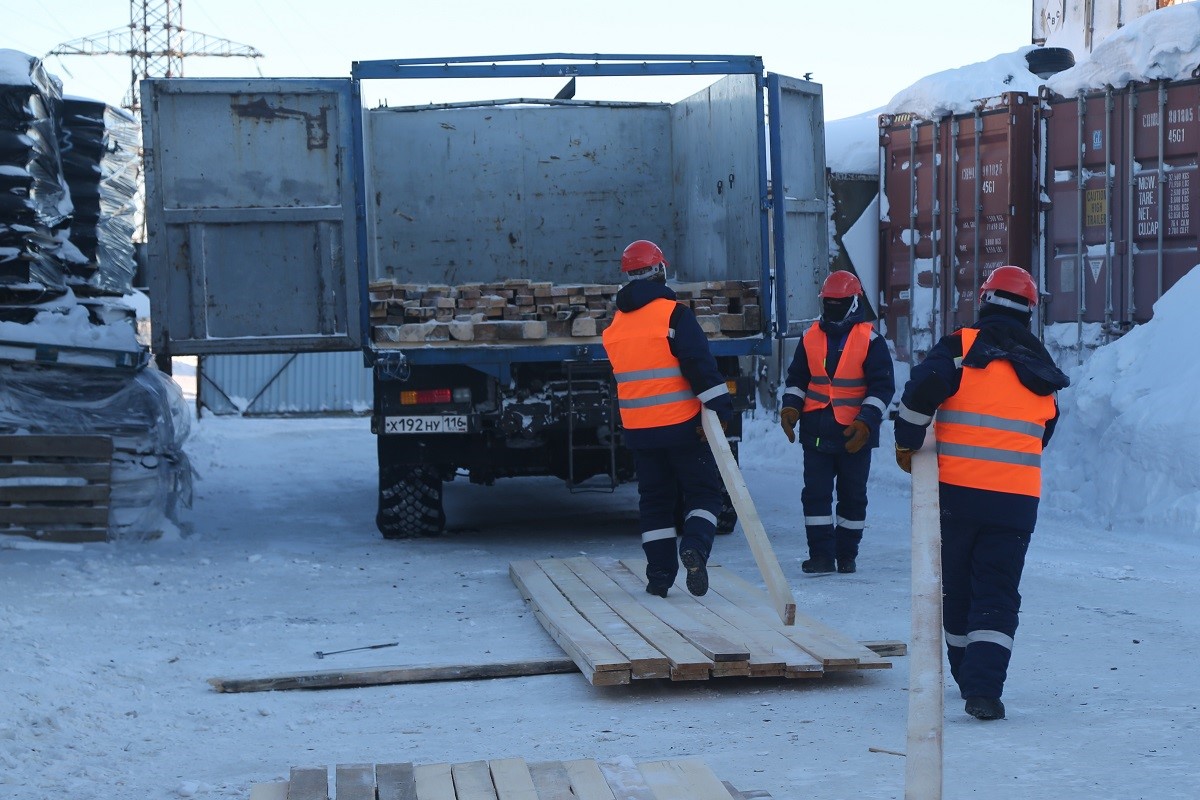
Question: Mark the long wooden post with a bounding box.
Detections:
[701,409,797,625]
[905,429,943,800]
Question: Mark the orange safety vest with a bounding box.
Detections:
[603,298,701,430]
[802,321,871,425]
[934,328,1057,497]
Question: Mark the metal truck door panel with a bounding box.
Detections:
[768,73,828,337]
[141,78,361,354]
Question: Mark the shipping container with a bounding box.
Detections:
[878,93,1040,362]
[1042,79,1200,333]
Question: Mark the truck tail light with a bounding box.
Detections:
[399,387,471,405]
[452,387,472,403]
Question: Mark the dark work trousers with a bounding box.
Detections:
[800,445,872,562]
[940,513,1031,700]
[633,439,723,585]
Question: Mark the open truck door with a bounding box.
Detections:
[140,78,363,356]
[767,73,828,337]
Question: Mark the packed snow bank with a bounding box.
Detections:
[1047,3,1200,95]
[1044,267,1200,534]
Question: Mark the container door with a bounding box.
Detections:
[141,78,362,355]
[767,73,828,337]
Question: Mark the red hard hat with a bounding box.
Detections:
[621,240,669,272]
[980,265,1038,308]
[819,271,863,298]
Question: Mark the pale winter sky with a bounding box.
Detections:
[5,0,1032,119]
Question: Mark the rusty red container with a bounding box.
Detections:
[879,92,1039,362]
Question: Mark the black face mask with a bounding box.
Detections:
[822,297,854,322]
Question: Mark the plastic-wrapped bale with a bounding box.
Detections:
[0,361,193,541]
[0,49,71,295]
[92,104,140,294]
[59,96,106,274]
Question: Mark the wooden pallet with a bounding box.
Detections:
[0,434,113,543]
[248,756,772,800]
[509,556,890,686]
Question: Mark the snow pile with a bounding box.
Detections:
[0,288,139,352]
[882,46,1045,120]
[1047,3,1200,96]
[1044,267,1200,534]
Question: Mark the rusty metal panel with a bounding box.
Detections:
[880,94,1039,362]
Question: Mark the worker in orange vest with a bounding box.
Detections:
[780,271,895,575]
[894,265,1070,721]
[603,240,735,598]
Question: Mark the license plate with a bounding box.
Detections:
[384,415,468,434]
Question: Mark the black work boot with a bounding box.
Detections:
[964,696,1006,720]
[801,557,836,574]
[679,548,709,596]
[837,557,856,573]
[645,581,670,598]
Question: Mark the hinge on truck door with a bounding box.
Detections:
[375,350,410,382]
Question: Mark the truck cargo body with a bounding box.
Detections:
[141,55,829,537]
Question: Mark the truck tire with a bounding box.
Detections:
[377,465,446,538]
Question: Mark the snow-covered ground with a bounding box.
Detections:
[3,268,1200,799]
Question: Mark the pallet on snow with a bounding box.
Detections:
[0,434,113,543]
[510,556,891,685]
[248,755,772,800]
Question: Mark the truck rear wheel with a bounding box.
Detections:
[377,465,446,538]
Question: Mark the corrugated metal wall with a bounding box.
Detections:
[197,351,371,416]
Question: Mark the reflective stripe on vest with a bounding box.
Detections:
[933,327,1056,497]
[602,297,701,429]
[802,321,872,425]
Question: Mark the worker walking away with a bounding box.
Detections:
[893,265,1070,721]
[602,240,734,598]
[780,270,894,574]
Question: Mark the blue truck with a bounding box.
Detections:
[140,54,828,538]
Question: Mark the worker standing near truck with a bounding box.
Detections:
[893,265,1070,721]
[602,240,734,598]
[779,271,894,575]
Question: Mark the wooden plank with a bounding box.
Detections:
[0,506,109,525]
[0,485,109,502]
[414,763,456,800]
[862,640,908,658]
[561,759,616,800]
[0,463,110,480]
[528,761,575,800]
[208,657,579,693]
[286,767,328,800]
[488,758,539,800]
[510,560,631,681]
[452,760,499,800]
[701,409,796,625]
[707,565,886,668]
[563,557,712,681]
[595,756,657,800]
[0,434,112,458]
[0,527,107,543]
[638,759,732,800]
[906,437,944,800]
[376,763,417,800]
[248,782,289,800]
[609,558,750,670]
[334,764,375,800]
[537,558,671,679]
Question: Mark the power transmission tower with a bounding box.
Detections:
[47,0,263,110]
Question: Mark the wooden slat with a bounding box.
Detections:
[527,761,575,800]
[0,485,109,502]
[488,758,538,800]
[376,763,417,800]
[286,767,327,800]
[0,434,112,458]
[335,764,375,800]
[0,527,107,543]
[509,560,631,684]
[561,759,616,800]
[595,757,656,800]
[537,558,670,679]
[0,463,110,480]
[562,557,711,681]
[208,657,579,693]
[452,760,498,800]
[0,506,108,525]
[707,565,887,668]
[414,763,455,800]
[638,759,732,800]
